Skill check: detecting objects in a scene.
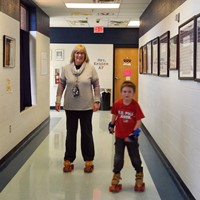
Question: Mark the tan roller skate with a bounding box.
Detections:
[109,173,122,192]
[84,161,94,173]
[63,160,74,173]
[134,172,145,192]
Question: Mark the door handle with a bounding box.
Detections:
[115,77,119,80]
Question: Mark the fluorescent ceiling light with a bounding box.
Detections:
[128,21,140,27]
[65,3,120,9]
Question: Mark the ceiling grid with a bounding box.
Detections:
[32,0,151,27]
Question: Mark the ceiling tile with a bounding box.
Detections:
[32,0,151,27]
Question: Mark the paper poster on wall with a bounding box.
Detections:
[41,52,48,75]
[6,79,12,93]
[123,69,132,76]
[123,58,132,66]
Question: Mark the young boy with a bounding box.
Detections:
[108,81,145,192]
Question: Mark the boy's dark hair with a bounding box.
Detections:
[120,81,136,92]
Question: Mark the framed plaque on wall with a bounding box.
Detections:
[3,35,16,68]
[139,47,143,74]
[142,45,147,74]
[195,14,200,81]
[146,41,152,74]
[152,37,159,76]
[55,49,64,61]
[178,17,195,80]
[170,35,179,70]
[159,31,170,77]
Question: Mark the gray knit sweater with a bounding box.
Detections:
[56,62,100,110]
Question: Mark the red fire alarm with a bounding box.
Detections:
[94,26,104,33]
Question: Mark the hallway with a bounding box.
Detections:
[0,111,189,200]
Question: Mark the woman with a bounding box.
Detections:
[55,44,100,173]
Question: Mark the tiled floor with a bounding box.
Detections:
[0,111,189,200]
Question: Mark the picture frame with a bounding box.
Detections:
[54,68,60,85]
[55,49,64,61]
[146,41,152,74]
[195,14,200,81]
[170,35,179,70]
[178,17,195,80]
[142,45,147,74]
[152,37,159,76]
[3,35,16,68]
[139,47,143,74]
[159,31,170,77]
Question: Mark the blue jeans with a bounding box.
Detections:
[113,137,143,173]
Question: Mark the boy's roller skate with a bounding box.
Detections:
[134,172,145,192]
[109,173,122,192]
[63,160,74,173]
[84,161,94,173]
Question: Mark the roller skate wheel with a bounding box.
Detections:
[63,164,74,173]
[109,184,122,192]
[134,183,145,192]
[84,165,94,173]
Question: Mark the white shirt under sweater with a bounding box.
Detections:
[56,62,100,110]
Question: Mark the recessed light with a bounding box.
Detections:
[128,21,140,27]
[65,3,120,9]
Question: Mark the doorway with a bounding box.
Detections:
[114,48,139,102]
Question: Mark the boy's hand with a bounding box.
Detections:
[108,122,115,134]
[125,128,141,142]
[132,128,141,137]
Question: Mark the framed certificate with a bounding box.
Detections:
[170,35,179,70]
[55,49,64,61]
[195,14,200,81]
[3,35,16,68]
[139,47,143,74]
[146,41,152,74]
[178,17,195,80]
[159,31,170,77]
[152,37,159,75]
[142,45,147,74]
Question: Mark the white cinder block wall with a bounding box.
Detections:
[0,13,50,159]
[139,0,200,199]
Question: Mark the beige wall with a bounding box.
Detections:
[0,12,50,159]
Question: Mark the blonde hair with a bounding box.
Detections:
[70,44,90,63]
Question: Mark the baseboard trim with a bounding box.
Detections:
[0,117,50,192]
[141,124,195,200]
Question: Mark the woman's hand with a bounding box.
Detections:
[55,103,61,112]
[93,102,100,112]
